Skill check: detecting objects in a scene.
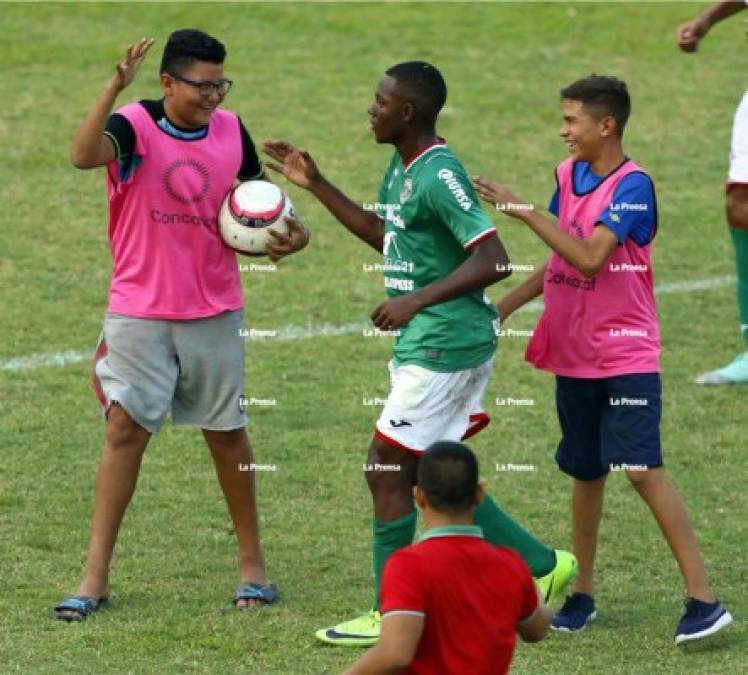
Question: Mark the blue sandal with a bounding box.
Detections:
[232,583,280,607]
[53,595,110,621]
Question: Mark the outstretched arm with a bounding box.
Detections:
[474,176,618,279]
[676,1,746,53]
[263,141,384,252]
[370,234,510,330]
[71,38,155,169]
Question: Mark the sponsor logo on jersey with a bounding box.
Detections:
[565,220,584,238]
[400,177,413,203]
[383,232,402,257]
[546,266,596,291]
[163,158,211,204]
[437,168,473,211]
[150,209,217,230]
[384,277,414,291]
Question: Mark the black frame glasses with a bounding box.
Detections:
[168,72,233,97]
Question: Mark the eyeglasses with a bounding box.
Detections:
[169,72,233,97]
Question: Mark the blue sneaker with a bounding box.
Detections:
[550,592,597,633]
[675,598,732,645]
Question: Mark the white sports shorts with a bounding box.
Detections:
[375,357,494,454]
[92,310,247,434]
[728,91,748,186]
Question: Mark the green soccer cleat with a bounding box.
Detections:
[315,610,381,647]
[694,351,748,385]
[536,550,578,608]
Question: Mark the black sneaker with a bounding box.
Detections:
[551,592,597,633]
[675,598,732,645]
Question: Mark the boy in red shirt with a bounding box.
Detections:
[344,441,551,675]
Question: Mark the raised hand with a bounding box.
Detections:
[263,141,321,189]
[473,176,530,219]
[114,37,155,91]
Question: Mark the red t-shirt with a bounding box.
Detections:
[380,526,538,675]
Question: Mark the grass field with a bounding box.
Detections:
[1,2,746,673]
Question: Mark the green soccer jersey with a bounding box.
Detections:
[376,142,500,372]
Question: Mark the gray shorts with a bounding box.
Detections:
[92,310,247,433]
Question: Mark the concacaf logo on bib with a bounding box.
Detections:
[400,177,413,204]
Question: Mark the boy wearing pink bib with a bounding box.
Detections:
[474,75,731,645]
[54,31,309,622]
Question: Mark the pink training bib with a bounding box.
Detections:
[105,102,243,319]
[526,158,660,378]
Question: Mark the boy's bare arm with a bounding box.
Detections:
[71,38,154,169]
[517,587,552,643]
[677,2,747,53]
[474,176,619,278]
[496,262,546,322]
[343,614,424,675]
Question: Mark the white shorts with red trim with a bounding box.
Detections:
[375,357,493,454]
[728,91,748,187]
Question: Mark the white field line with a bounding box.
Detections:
[0,274,735,372]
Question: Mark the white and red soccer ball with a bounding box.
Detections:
[219,180,293,256]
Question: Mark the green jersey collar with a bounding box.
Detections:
[418,525,484,542]
[404,139,447,172]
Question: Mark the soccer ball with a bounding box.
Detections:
[219,180,293,256]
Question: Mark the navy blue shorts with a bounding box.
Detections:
[554,373,663,481]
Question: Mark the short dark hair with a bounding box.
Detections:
[160,29,226,75]
[561,75,631,137]
[385,61,447,124]
[417,441,479,515]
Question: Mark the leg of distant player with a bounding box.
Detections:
[58,404,150,617]
[727,185,748,342]
[366,437,419,609]
[203,427,268,607]
[569,476,606,596]
[625,468,714,602]
[695,146,748,383]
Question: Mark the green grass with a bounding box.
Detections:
[1,1,746,672]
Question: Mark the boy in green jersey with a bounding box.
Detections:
[264,62,576,646]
